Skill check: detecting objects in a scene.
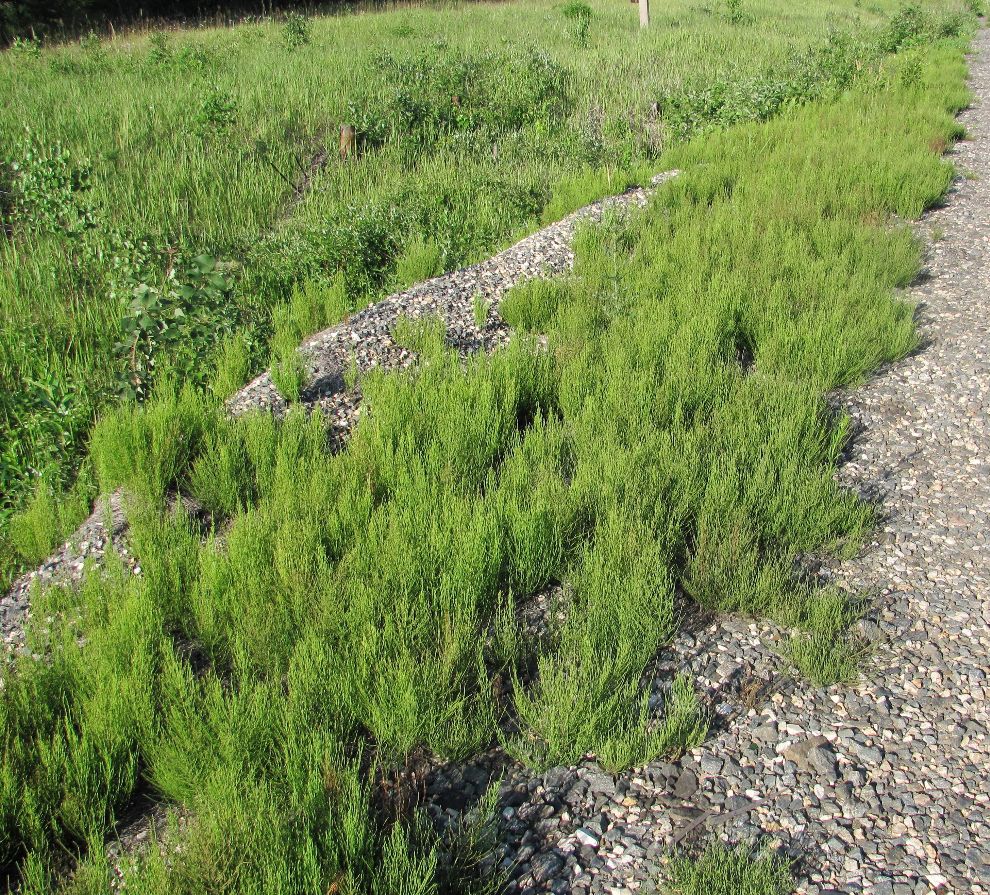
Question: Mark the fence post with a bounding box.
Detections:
[639,0,650,27]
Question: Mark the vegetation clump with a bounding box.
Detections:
[667,842,793,895]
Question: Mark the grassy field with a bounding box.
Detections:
[0,0,963,584]
[0,0,979,892]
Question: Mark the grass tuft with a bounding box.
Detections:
[667,842,793,895]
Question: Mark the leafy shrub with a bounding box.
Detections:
[879,3,928,52]
[282,11,312,49]
[10,35,41,57]
[561,0,592,46]
[0,373,94,523]
[173,42,213,70]
[194,85,237,140]
[6,132,96,237]
[147,31,171,64]
[114,251,238,401]
[404,168,548,271]
[725,0,749,25]
[255,202,406,305]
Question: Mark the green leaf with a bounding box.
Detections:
[206,273,231,291]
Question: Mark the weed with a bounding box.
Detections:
[8,468,95,564]
[7,131,95,237]
[473,293,490,329]
[788,631,863,684]
[147,31,171,64]
[283,11,312,50]
[10,35,41,58]
[88,378,216,500]
[1,0,969,571]
[666,842,793,895]
[115,253,237,401]
[194,86,238,140]
[500,278,570,332]
[209,331,254,398]
[394,235,443,290]
[562,0,593,46]
[725,0,749,25]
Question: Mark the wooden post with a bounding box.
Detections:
[339,125,355,161]
[639,0,650,28]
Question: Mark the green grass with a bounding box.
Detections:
[667,842,793,895]
[0,0,979,891]
[0,0,964,586]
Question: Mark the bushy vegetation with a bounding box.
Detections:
[0,0,963,587]
[0,3,974,887]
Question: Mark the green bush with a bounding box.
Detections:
[351,46,572,151]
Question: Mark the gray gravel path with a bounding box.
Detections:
[698,28,990,893]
